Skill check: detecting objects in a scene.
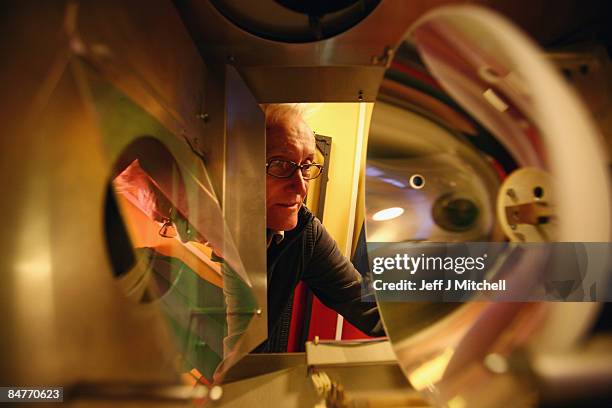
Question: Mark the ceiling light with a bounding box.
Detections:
[372,207,404,221]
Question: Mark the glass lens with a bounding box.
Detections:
[267,160,296,177]
[366,5,610,408]
[303,164,321,179]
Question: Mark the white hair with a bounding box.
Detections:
[260,103,307,131]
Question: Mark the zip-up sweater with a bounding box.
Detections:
[258,206,384,352]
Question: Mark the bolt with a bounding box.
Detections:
[69,37,87,55]
[538,216,550,224]
[358,90,364,102]
[256,308,262,316]
[209,385,223,401]
[371,46,394,67]
[533,186,544,200]
[484,353,508,374]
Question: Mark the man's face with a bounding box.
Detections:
[266,115,316,231]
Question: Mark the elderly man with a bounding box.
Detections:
[257,104,384,352]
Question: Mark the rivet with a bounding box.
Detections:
[209,385,223,401]
[484,353,508,374]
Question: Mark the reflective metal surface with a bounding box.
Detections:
[95,72,255,382]
[367,103,500,242]
[1,0,267,402]
[74,0,209,161]
[173,0,611,103]
[3,0,611,406]
[174,0,419,102]
[1,42,181,390]
[209,0,381,43]
[366,4,611,407]
[216,66,268,377]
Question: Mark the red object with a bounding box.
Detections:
[341,318,370,340]
[488,156,507,181]
[390,61,442,90]
[286,281,309,352]
[306,296,338,341]
[305,294,375,342]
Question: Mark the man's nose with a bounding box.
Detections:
[287,168,308,196]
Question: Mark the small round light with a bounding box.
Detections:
[372,207,404,221]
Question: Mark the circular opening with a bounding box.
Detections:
[432,195,480,232]
[409,174,425,189]
[277,0,362,15]
[533,186,544,199]
[104,137,188,303]
[210,0,380,43]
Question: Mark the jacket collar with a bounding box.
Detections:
[268,206,313,250]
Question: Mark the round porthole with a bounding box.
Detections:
[432,194,479,232]
[210,0,380,43]
[104,137,188,303]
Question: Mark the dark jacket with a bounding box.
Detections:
[257,206,384,352]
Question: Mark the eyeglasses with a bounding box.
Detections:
[266,159,323,180]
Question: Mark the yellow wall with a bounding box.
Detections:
[303,103,374,256]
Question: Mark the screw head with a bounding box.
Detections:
[209,385,223,401]
[484,353,508,374]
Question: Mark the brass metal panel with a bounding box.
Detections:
[305,340,396,366]
[240,65,385,103]
[0,1,185,387]
[2,59,182,386]
[74,0,209,162]
[213,359,415,407]
[215,66,268,372]
[175,0,414,66]
[174,0,609,103]
[222,353,306,383]
[210,364,318,407]
[0,0,243,391]
[174,0,419,102]
[0,0,69,385]
[199,64,228,201]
